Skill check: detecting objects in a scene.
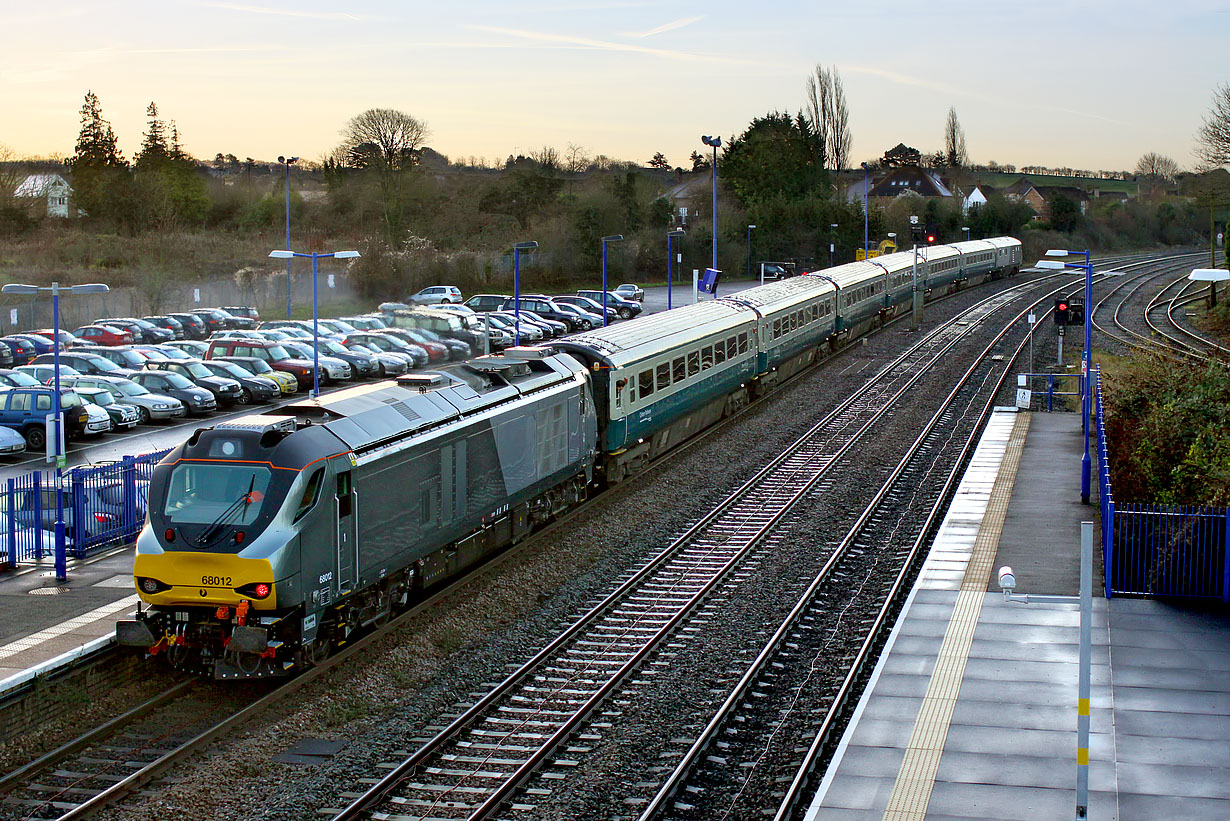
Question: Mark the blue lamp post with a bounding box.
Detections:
[600,235,624,327]
[277,156,298,319]
[511,241,538,345]
[746,224,756,280]
[2,281,109,582]
[861,162,871,259]
[667,229,685,310]
[269,248,360,397]
[1036,249,1094,504]
[701,136,722,272]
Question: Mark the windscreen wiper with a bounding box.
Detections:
[194,475,256,546]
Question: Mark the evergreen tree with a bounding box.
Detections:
[69,91,129,219]
[136,102,170,171]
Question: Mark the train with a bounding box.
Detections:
[117,237,1021,678]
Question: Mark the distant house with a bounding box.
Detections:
[999,176,1090,218]
[847,166,953,208]
[963,184,996,213]
[14,173,76,218]
[666,174,710,226]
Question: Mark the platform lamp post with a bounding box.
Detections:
[701,135,721,272]
[269,249,359,398]
[887,232,896,253]
[600,235,623,327]
[277,156,298,318]
[746,225,756,280]
[1035,249,1093,504]
[829,223,838,268]
[2,281,109,582]
[667,229,685,310]
[511,241,538,345]
[861,162,871,259]
[962,225,970,242]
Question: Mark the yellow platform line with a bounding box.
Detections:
[881,413,1030,821]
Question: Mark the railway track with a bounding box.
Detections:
[325,279,1055,821]
[1090,251,1214,360]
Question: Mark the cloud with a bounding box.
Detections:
[471,25,761,65]
[628,15,705,38]
[197,2,372,22]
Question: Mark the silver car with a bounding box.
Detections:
[60,375,186,424]
[409,285,463,305]
[0,425,26,455]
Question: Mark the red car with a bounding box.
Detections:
[378,329,449,362]
[29,329,92,348]
[205,338,317,390]
[73,324,134,346]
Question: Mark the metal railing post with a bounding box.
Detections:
[32,472,42,561]
[3,479,11,569]
[122,455,137,537]
[1223,510,1229,604]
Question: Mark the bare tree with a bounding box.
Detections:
[530,146,561,170]
[805,65,851,172]
[944,107,968,168]
[338,108,429,171]
[1134,152,1181,183]
[1195,83,1230,169]
[564,143,590,173]
[0,143,25,210]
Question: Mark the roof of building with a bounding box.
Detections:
[14,174,71,198]
[867,166,953,199]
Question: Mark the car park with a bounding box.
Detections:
[198,360,280,404]
[190,308,230,334]
[54,350,138,378]
[96,318,159,344]
[409,285,463,305]
[0,387,90,448]
[614,283,644,301]
[9,333,60,355]
[15,480,149,544]
[61,375,186,423]
[73,324,134,346]
[29,329,93,349]
[17,363,81,384]
[204,339,317,390]
[168,313,209,339]
[389,308,486,352]
[166,339,209,357]
[576,289,643,319]
[210,356,299,395]
[142,359,244,407]
[129,370,216,416]
[73,386,141,430]
[341,332,427,368]
[88,345,153,374]
[0,336,38,366]
[221,306,260,322]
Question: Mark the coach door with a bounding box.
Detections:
[335,470,358,595]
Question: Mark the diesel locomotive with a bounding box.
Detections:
[119,237,1021,678]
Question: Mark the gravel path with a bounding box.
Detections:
[97,274,1054,821]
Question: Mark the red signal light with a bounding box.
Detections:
[1058,302,1068,311]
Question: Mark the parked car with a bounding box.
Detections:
[380,328,455,361]
[17,363,82,384]
[29,329,93,349]
[389,308,486,352]
[553,302,603,331]
[9,333,60,355]
[343,342,409,378]
[204,339,317,390]
[54,350,138,379]
[166,339,209,357]
[278,341,353,383]
[73,324,134,347]
[198,359,280,404]
[0,341,13,368]
[339,315,388,331]
[484,313,543,344]
[61,375,186,423]
[138,344,192,360]
[189,308,230,333]
[614,283,644,301]
[111,317,174,343]
[0,426,26,456]
[96,318,159,344]
[309,339,377,378]
[211,307,257,329]
[498,296,587,331]
[79,397,114,436]
[0,336,38,366]
[73,386,141,430]
[129,370,217,416]
[130,345,172,361]
[142,315,187,339]
[378,301,412,313]
[576,289,643,320]
[142,359,244,407]
[167,313,209,340]
[464,293,510,313]
[340,332,427,369]
[0,387,91,448]
[554,295,619,323]
[0,368,42,388]
[210,356,299,395]
[220,306,260,322]
[409,285,463,305]
[87,345,154,374]
[458,314,514,349]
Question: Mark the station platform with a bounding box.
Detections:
[0,545,137,691]
[807,409,1230,821]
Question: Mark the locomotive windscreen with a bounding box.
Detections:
[161,463,273,526]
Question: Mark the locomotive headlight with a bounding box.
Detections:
[138,577,168,594]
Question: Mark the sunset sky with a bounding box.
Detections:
[3,1,1226,173]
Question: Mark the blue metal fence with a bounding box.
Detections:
[0,449,170,569]
[1094,368,1230,602]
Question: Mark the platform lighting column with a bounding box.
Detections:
[511,241,538,345]
[667,229,685,310]
[278,156,298,318]
[2,281,109,582]
[746,225,756,280]
[962,225,970,242]
[269,249,360,398]
[829,223,838,268]
[861,162,870,258]
[1036,249,1094,504]
[601,235,623,327]
[701,136,722,272]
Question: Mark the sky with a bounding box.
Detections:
[2,1,1227,173]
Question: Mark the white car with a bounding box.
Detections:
[0,425,26,455]
[81,401,112,436]
[409,286,463,305]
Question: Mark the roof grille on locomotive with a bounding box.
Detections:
[212,415,297,435]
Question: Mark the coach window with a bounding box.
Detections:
[672,357,686,383]
[687,350,700,377]
[714,341,726,364]
[701,345,713,370]
[614,378,625,409]
[772,318,782,339]
[726,337,737,359]
[656,362,671,390]
[738,333,749,354]
[639,368,654,398]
